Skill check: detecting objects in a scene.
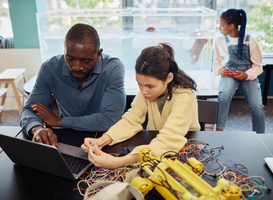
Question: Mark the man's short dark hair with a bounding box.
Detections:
[65,23,100,51]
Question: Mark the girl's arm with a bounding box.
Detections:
[246,44,263,80]
[213,37,231,76]
[87,145,139,169]
[213,42,225,76]
[82,92,147,168]
[104,91,148,145]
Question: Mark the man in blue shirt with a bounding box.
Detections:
[20,23,126,147]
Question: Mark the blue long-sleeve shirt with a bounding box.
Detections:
[20,53,126,137]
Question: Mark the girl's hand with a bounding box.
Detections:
[81,134,113,153]
[87,145,140,169]
[232,71,248,81]
[81,138,100,152]
[88,145,120,169]
[219,68,230,77]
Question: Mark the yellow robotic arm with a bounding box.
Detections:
[131,148,241,200]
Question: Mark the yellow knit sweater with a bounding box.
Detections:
[105,86,200,158]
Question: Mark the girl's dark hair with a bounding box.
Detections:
[220,9,247,58]
[135,43,197,100]
[65,23,100,52]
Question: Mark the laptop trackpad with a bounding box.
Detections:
[58,142,88,160]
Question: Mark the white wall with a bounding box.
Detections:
[0,48,41,110]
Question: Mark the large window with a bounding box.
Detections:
[130,0,273,54]
[3,0,271,94]
[0,0,13,47]
[45,0,122,10]
[0,0,12,37]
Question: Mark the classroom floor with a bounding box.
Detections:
[1,98,273,133]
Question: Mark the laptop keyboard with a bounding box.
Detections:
[62,154,91,174]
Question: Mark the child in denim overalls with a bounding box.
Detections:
[213,9,265,133]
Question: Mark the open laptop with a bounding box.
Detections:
[0,133,93,181]
[264,157,273,174]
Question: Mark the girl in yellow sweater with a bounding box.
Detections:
[81,43,200,169]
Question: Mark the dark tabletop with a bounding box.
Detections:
[0,128,272,200]
[257,133,273,155]
[0,126,22,153]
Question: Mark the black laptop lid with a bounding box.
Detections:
[0,134,77,180]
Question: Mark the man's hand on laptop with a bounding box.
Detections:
[31,103,61,128]
[31,125,59,147]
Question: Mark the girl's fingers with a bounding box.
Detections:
[81,144,89,152]
[83,138,92,148]
[93,145,100,156]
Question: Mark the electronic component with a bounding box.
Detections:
[223,69,240,76]
[131,148,241,200]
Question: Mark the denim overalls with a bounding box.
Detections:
[217,35,265,133]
